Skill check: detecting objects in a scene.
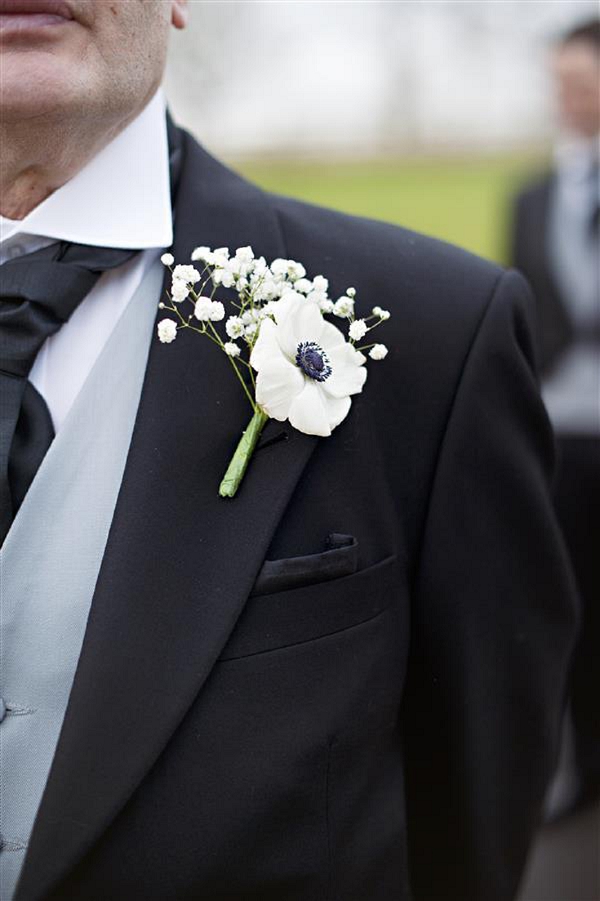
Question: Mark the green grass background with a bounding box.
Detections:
[236,155,547,266]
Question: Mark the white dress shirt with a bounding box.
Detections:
[0,89,172,432]
[542,136,600,435]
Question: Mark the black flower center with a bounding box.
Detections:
[295,341,332,382]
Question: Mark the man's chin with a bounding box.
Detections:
[0,77,85,125]
[0,56,88,122]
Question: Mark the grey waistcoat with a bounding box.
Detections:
[0,259,163,900]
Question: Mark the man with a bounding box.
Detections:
[0,3,576,900]
[511,18,599,818]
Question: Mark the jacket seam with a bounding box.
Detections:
[271,199,292,264]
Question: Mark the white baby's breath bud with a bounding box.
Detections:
[254,277,280,302]
[191,246,212,263]
[212,247,230,266]
[253,256,268,277]
[220,269,235,289]
[171,279,190,303]
[209,301,225,322]
[349,319,368,341]
[294,278,313,295]
[157,319,177,344]
[225,316,245,339]
[158,302,166,309]
[288,261,307,281]
[226,258,242,277]
[270,258,290,278]
[270,259,306,282]
[235,246,254,263]
[319,298,335,314]
[224,341,241,357]
[173,264,201,285]
[194,297,213,321]
[160,252,174,267]
[333,296,354,318]
[372,306,382,317]
[378,309,391,321]
[369,343,388,360]
[347,287,356,298]
[312,275,329,293]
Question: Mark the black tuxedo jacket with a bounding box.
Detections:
[16,129,577,901]
[511,174,573,375]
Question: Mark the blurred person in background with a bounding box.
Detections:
[512,17,600,819]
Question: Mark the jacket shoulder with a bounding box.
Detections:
[267,190,508,347]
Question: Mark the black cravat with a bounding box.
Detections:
[0,115,182,545]
[0,242,140,543]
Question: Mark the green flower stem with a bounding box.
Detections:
[206,320,257,411]
[219,408,269,498]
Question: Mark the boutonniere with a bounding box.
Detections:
[157,247,390,498]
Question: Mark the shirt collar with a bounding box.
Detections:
[0,89,172,251]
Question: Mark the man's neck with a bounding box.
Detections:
[0,110,140,220]
[1,167,62,221]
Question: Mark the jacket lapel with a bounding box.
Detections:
[17,132,318,900]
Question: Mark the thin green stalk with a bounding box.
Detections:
[219,408,269,497]
[207,321,256,411]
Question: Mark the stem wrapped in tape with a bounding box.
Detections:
[218,408,269,498]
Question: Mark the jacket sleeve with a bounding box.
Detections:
[401,270,578,900]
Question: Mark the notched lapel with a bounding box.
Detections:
[17,132,318,900]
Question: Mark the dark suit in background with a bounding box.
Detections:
[512,177,574,375]
[512,164,600,814]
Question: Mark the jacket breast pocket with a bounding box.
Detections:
[219,548,401,661]
[250,533,359,597]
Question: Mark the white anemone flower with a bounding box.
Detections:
[250,296,367,437]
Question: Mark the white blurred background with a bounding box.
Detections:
[165,0,597,157]
[163,0,599,266]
